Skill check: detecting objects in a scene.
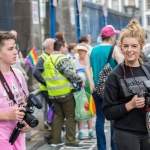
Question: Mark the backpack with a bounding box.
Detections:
[96,46,114,98]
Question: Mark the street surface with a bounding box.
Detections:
[26,113,111,150]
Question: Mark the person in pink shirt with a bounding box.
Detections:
[0,31,30,150]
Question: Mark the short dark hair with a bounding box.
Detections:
[0,31,16,50]
[54,40,65,51]
[78,36,88,43]
[101,34,112,41]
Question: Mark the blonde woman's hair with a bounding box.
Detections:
[118,19,146,48]
[117,19,146,62]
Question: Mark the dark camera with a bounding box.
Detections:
[133,79,150,138]
[22,93,42,127]
[140,80,150,137]
[142,80,150,108]
[9,93,42,145]
[138,81,150,108]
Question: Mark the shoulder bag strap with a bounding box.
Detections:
[107,45,114,63]
[140,62,150,80]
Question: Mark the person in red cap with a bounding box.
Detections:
[85,25,124,150]
[101,25,120,37]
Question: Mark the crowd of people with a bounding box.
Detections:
[0,19,150,150]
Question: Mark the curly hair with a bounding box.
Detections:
[117,19,146,49]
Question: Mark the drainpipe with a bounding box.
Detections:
[75,0,80,41]
[49,0,56,38]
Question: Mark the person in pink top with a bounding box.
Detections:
[0,31,30,150]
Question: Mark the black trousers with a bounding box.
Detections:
[113,129,150,150]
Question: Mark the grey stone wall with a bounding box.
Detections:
[55,0,76,43]
[13,0,42,91]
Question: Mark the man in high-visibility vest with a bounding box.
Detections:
[44,40,84,149]
[33,38,55,141]
[33,38,55,108]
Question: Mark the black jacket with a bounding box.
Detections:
[103,64,150,134]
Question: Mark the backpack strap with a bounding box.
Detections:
[107,45,114,63]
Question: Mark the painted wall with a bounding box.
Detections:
[0,0,14,30]
[80,1,132,44]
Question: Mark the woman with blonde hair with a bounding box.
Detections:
[103,19,150,149]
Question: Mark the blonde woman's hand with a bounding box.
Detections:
[125,95,145,111]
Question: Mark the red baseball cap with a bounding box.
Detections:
[101,25,120,37]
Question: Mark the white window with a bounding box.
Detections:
[147,15,150,26]
[148,0,150,9]
[129,0,135,5]
[96,0,102,5]
[112,0,118,11]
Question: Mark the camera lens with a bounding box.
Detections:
[30,119,39,127]
[24,114,39,128]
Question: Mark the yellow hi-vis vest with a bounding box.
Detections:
[38,53,49,91]
[44,53,76,97]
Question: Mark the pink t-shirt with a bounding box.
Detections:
[0,68,28,150]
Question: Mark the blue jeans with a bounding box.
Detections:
[92,92,116,150]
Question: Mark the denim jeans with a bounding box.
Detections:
[92,92,116,150]
[114,129,150,150]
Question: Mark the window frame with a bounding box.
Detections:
[129,0,135,6]
[112,0,118,11]
[147,0,150,10]
[147,15,150,26]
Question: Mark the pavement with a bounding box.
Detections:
[26,112,111,150]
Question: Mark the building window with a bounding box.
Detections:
[129,0,135,5]
[96,0,102,5]
[147,15,150,26]
[112,0,118,11]
[148,0,150,9]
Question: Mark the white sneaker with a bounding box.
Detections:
[44,121,51,130]
[51,142,64,147]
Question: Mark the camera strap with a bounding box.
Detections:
[0,67,26,105]
[121,61,150,80]
[10,67,26,96]
[121,61,150,94]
